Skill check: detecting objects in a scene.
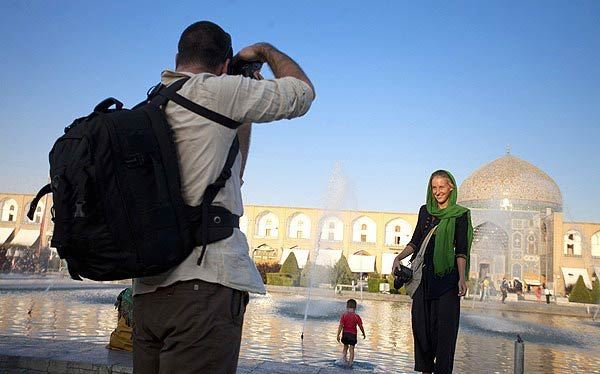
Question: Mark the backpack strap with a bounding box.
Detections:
[196,136,240,265]
[154,78,243,130]
[27,183,52,221]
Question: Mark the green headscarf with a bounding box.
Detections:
[426,170,474,278]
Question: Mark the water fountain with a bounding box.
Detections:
[301,162,353,341]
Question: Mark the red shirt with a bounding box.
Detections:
[340,311,363,334]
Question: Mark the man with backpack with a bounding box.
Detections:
[132,21,314,373]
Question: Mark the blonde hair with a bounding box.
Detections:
[430,170,455,189]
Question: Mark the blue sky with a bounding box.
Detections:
[0,1,598,221]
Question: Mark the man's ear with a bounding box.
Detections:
[175,53,180,69]
[219,59,230,76]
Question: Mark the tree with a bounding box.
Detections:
[331,255,356,286]
[591,278,600,304]
[568,275,593,304]
[280,252,301,284]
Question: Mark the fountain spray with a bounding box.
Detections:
[301,229,323,341]
[302,163,352,342]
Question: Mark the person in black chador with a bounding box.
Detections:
[393,170,473,374]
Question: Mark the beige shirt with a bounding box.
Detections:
[133,70,314,295]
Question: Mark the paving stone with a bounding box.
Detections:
[16,357,50,372]
[111,364,133,374]
[47,360,69,373]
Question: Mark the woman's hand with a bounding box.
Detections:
[392,254,403,272]
[392,245,415,271]
[458,278,467,297]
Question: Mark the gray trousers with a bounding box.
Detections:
[133,279,248,374]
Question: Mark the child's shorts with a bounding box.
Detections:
[341,332,357,346]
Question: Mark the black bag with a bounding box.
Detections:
[28,78,242,281]
[393,264,413,290]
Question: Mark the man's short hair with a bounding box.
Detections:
[176,21,232,70]
[346,299,357,309]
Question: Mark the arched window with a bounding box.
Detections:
[288,213,311,239]
[255,212,279,238]
[360,224,368,242]
[1,199,19,222]
[541,223,547,244]
[592,232,600,258]
[252,244,278,262]
[527,233,537,255]
[321,216,343,242]
[265,219,273,237]
[564,230,582,256]
[352,216,376,243]
[512,232,522,250]
[23,202,45,224]
[385,218,413,247]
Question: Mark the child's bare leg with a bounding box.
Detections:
[349,345,355,366]
[342,344,349,363]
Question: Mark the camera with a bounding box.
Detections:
[228,55,263,79]
[393,264,413,289]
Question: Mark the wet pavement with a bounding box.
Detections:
[0,336,345,374]
[1,276,600,373]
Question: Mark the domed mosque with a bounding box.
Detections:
[457,150,600,296]
[459,153,563,213]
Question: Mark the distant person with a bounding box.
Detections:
[337,298,366,368]
[543,283,552,304]
[535,285,542,302]
[392,170,474,374]
[132,21,315,374]
[515,279,524,300]
[500,277,509,304]
[480,277,490,302]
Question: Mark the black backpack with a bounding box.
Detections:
[28,78,242,281]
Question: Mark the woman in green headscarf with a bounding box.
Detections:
[392,170,473,374]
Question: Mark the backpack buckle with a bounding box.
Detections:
[74,201,86,218]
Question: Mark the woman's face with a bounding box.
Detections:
[431,176,453,207]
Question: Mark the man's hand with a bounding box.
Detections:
[458,278,468,297]
[235,42,314,94]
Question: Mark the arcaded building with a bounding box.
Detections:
[1,153,599,296]
[241,205,417,275]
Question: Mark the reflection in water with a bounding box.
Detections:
[0,289,598,373]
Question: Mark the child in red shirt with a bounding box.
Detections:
[336,299,366,367]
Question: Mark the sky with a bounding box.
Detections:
[0,1,599,221]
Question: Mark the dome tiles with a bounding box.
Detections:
[457,155,562,212]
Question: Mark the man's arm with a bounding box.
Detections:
[237,123,252,179]
[236,43,315,96]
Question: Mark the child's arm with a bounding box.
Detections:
[359,323,366,339]
[336,324,343,342]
